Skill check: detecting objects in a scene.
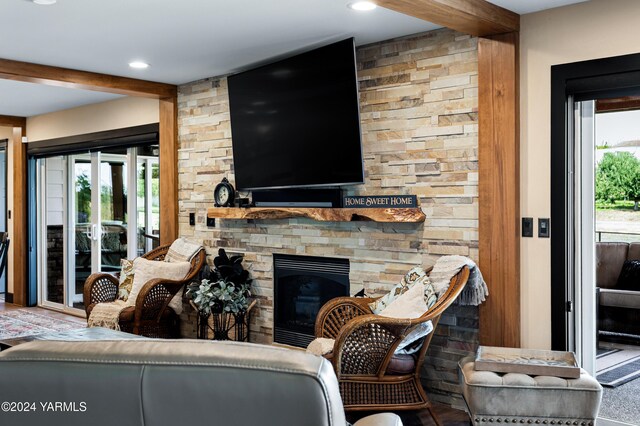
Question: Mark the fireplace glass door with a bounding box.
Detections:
[274,254,349,347]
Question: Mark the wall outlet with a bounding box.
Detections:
[522,217,533,237]
[206,217,215,227]
[538,218,550,238]
[189,212,195,226]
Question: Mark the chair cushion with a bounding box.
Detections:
[118,305,176,322]
[323,351,416,375]
[616,260,640,290]
[127,258,191,315]
[368,266,428,314]
[628,242,640,261]
[596,242,629,289]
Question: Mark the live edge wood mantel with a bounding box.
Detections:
[207,207,426,223]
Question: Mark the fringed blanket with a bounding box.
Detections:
[87,300,128,330]
[430,255,488,306]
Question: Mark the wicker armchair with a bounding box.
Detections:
[314,265,470,422]
[83,244,206,338]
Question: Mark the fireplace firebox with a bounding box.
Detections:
[273,254,350,348]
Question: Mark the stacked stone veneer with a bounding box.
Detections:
[177,28,478,408]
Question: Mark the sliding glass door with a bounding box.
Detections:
[38,146,159,315]
[0,141,7,297]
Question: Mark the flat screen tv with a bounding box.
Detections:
[228,38,364,190]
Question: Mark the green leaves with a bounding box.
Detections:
[596,152,640,210]
[187,278,251,315]
[187,248,253,315]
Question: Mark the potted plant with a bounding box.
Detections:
[187,249,252,340]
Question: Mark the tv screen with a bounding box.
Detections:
[228,38,364,190]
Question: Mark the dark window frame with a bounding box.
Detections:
[550,52,640,350]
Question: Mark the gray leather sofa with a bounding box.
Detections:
[596,242,640,337]
[0,339,402,426]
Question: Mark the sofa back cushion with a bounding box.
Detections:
[616,260,640,291]
[596,242,630,289]
[628,243,640,261]
[0,340,347,426]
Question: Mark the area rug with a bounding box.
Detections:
[0,309,85,340]
[596,343,640,388]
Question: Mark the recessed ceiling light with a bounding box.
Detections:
[128,61,150,69]
[32,0,57,5]
[348,1,377,11]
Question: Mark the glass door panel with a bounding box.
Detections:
[37,145,159,314]
[0,142,6,296]
[71,157,93,310]
[136,146,160,253]
[99,154,128,275]
[42,156,67,305]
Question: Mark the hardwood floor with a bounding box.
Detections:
[0,300,86,324]
[347,403,471,426]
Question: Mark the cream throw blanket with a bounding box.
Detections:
[87,300,127,330]
[429,255,488,306]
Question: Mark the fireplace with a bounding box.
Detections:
[273,254,350,348]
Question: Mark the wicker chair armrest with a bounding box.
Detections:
[332,314,413,378]
[314,296,377,339]
[134,278,185,322]
[83,273,119,315]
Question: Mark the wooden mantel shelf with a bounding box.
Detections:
[207,207,426,223]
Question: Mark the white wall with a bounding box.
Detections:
[520,0,640,349]
[27,97,159,142]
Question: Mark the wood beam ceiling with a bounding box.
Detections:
[0,115,26,128]
[596,96,640,113]
[0,58,176,98]
[0,59,179,306]
[376,0,519,37]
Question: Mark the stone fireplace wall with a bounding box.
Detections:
[177,28,478,409]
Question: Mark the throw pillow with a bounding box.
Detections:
[378,278,438,355]
[616,260,640,291]
[369,266,428,314]
[118,258,135,301]
[378,281,429,319]
[306,337,335,357]
[127,258,192,315]
[164,238,203,263]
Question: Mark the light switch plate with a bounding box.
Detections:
[522,217,533,237]
[539,218,550,238]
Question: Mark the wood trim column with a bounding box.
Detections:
[478,32,520,347]
[159,97,178,245]
[11,124,27,305]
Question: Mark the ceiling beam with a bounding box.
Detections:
[376,0,519,36]
[596,96,640,113]
[0,115,26,128]
[0,58,176,99]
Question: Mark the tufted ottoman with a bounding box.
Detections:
[458,356,602,425]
